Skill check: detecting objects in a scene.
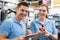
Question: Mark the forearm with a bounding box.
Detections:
[1,37,29,40]
[49,34,58,40]
[0,38,18,40]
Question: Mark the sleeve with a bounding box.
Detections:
[0,20,11,36]
[30,22,36,33]
[52,21,57,34]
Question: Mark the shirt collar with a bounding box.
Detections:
[13,17,18,23]
[13,17,23,25]
[35,18,49,25]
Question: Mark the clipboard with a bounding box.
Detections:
[25,34,36,38]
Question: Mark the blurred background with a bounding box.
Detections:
[0,0,60,40]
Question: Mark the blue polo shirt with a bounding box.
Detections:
[0,17,26,39]
[30,18,57,40]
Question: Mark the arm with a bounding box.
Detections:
[43,31,58,40]
[29,22,39,40]
[0,34,27,40]
[49,34,58,40]
[44,21,58,40]
[0,34,18,40]
[51,21,58,40]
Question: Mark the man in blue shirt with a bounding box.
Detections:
[0,2,29,40]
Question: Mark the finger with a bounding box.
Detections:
[25,37,29,40]
[43,34,49,37]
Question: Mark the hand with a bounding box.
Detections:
[36,26,45,35]
[36,29,45,36]
[39,26,45,31]
[26,29,32,35]
[43,31,51,37]
[17,36,26,40]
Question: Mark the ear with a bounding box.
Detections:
[38,13,39,16]
[16,8,18,12]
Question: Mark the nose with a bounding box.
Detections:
[22,11,28,16]
[40,11,44,14]
[39,12,43,15]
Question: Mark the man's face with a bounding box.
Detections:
[16,5,28,20]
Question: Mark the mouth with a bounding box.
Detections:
[39,13,45,16]
[20,13,27,17]
[40,14,45,16]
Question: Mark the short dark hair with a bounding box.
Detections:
[17,2,29,8]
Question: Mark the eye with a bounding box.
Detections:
[39,9,41,11]
[21,9,28,13]
[25,10,28,13]
[43,10,46,12]
[21,9,24,12]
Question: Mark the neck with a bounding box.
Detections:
[39,17,46,24]
[16,15,22,22]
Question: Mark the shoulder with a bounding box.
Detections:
[47,19,55,23]
[3,18,14,22]
[1,18,14,26]
[31,19,36,23]
[30,19,39,25]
